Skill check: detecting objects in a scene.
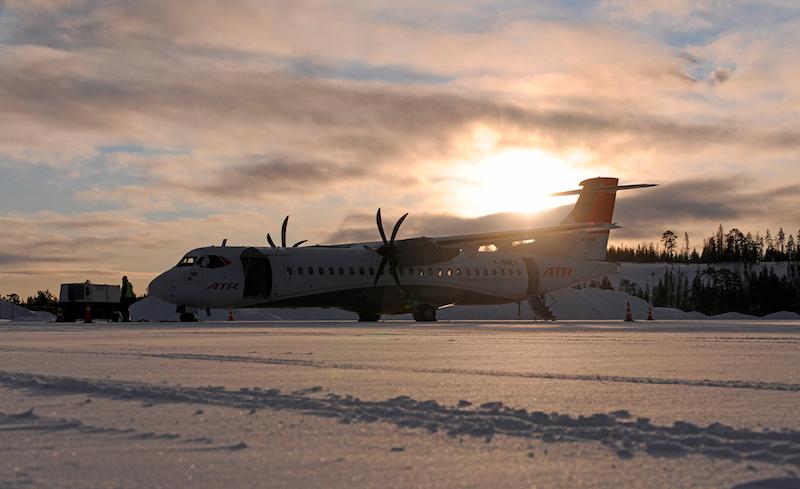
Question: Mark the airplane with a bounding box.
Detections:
[148,177,655,322]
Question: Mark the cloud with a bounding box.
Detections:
[2,0,800,296]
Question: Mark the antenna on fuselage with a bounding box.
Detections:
[221,238,227,247]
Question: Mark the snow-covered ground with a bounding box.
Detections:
[1,320,799,488]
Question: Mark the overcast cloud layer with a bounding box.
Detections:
[1,0,799,296]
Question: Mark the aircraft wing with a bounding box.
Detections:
[424,222,619,248]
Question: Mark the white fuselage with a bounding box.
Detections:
[149,244,617,314]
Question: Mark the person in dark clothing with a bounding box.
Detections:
[120,276,136,322]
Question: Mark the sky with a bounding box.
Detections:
[1,0,799,298]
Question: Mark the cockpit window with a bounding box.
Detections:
[177,256,198,267]
[177,255,230,268]
[204,255,229,269]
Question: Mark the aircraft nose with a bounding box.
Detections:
[148,271,177,303]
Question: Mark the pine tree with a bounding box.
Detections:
[765,229,776,261]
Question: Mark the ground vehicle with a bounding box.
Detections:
[58,282,122,322]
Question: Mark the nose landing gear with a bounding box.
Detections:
[176,305,198,322]
[357,312,381,322]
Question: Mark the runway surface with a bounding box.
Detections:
[1,320,799,488]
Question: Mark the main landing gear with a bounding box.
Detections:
[412,304,437,322]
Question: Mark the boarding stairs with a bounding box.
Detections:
[527,291,557,321]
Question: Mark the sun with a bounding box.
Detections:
[449,148,592,217]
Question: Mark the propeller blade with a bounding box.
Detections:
[267,234,277,249]
[390,266,402,289]
[390,213,408,243]
[376,208,388,245]
[292,240,307,247]
[281,216,289,248]
[374,255,388,287]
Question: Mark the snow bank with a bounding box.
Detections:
[0,300,54,321]
[130,296,354,322]
[761,311,800,320]
[712,311,757,320]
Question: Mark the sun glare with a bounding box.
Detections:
[450,148,591,217]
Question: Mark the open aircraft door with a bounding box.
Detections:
[240,248,272,300]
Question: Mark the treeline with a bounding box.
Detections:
[2,290,58,312]
[616,265,800,316]
[608,225,800,263]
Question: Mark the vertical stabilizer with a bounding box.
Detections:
[560,177,619,225]
[559,177,619,260]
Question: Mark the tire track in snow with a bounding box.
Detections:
[3,346,800,392]
[2,370,800,467]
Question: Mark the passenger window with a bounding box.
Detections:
[297,267,304,275]
[359,267,365,276]
[399,268,404,276]
[466,268,471,276]
[339,267,345,275]
[483,268,489,276]
[329,267,334,275]
[308,267,314,275]
[500,269,505,276]
[456,268,461,276]
[318,267,324,275]
[286,267,293,276]
[517,269,522,276]
[437,268,443,277]
[369,267,375,275]
[418,268,424,276]
[427,268,434,276]
[447,269,453,277]
[349,267,355,275]
[508,268,514,276]
[475,268,481,276]
[492,269,497,276]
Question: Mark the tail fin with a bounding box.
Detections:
[554,178,656,260]
[559,177,620,225]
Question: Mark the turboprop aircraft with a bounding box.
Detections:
[148,177,655,322]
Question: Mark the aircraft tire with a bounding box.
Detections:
[179,312,197,322]
[357,312,381,322]
[413,304,437,322]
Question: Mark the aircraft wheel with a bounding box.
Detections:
[413,304,437,322]
[179,312,197,322]
[357,312,381,322]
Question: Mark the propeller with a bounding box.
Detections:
[372,208,408,289]
[267,216,307,248]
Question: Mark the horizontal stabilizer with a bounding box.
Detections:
[551,183,657,197]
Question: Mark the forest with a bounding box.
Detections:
[607,225,800,315]
[607,225,799,263]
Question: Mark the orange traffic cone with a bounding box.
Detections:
[227,308,234,321]
[84,305,93,323]
[647,303,654,321]
[624,302,634,322]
